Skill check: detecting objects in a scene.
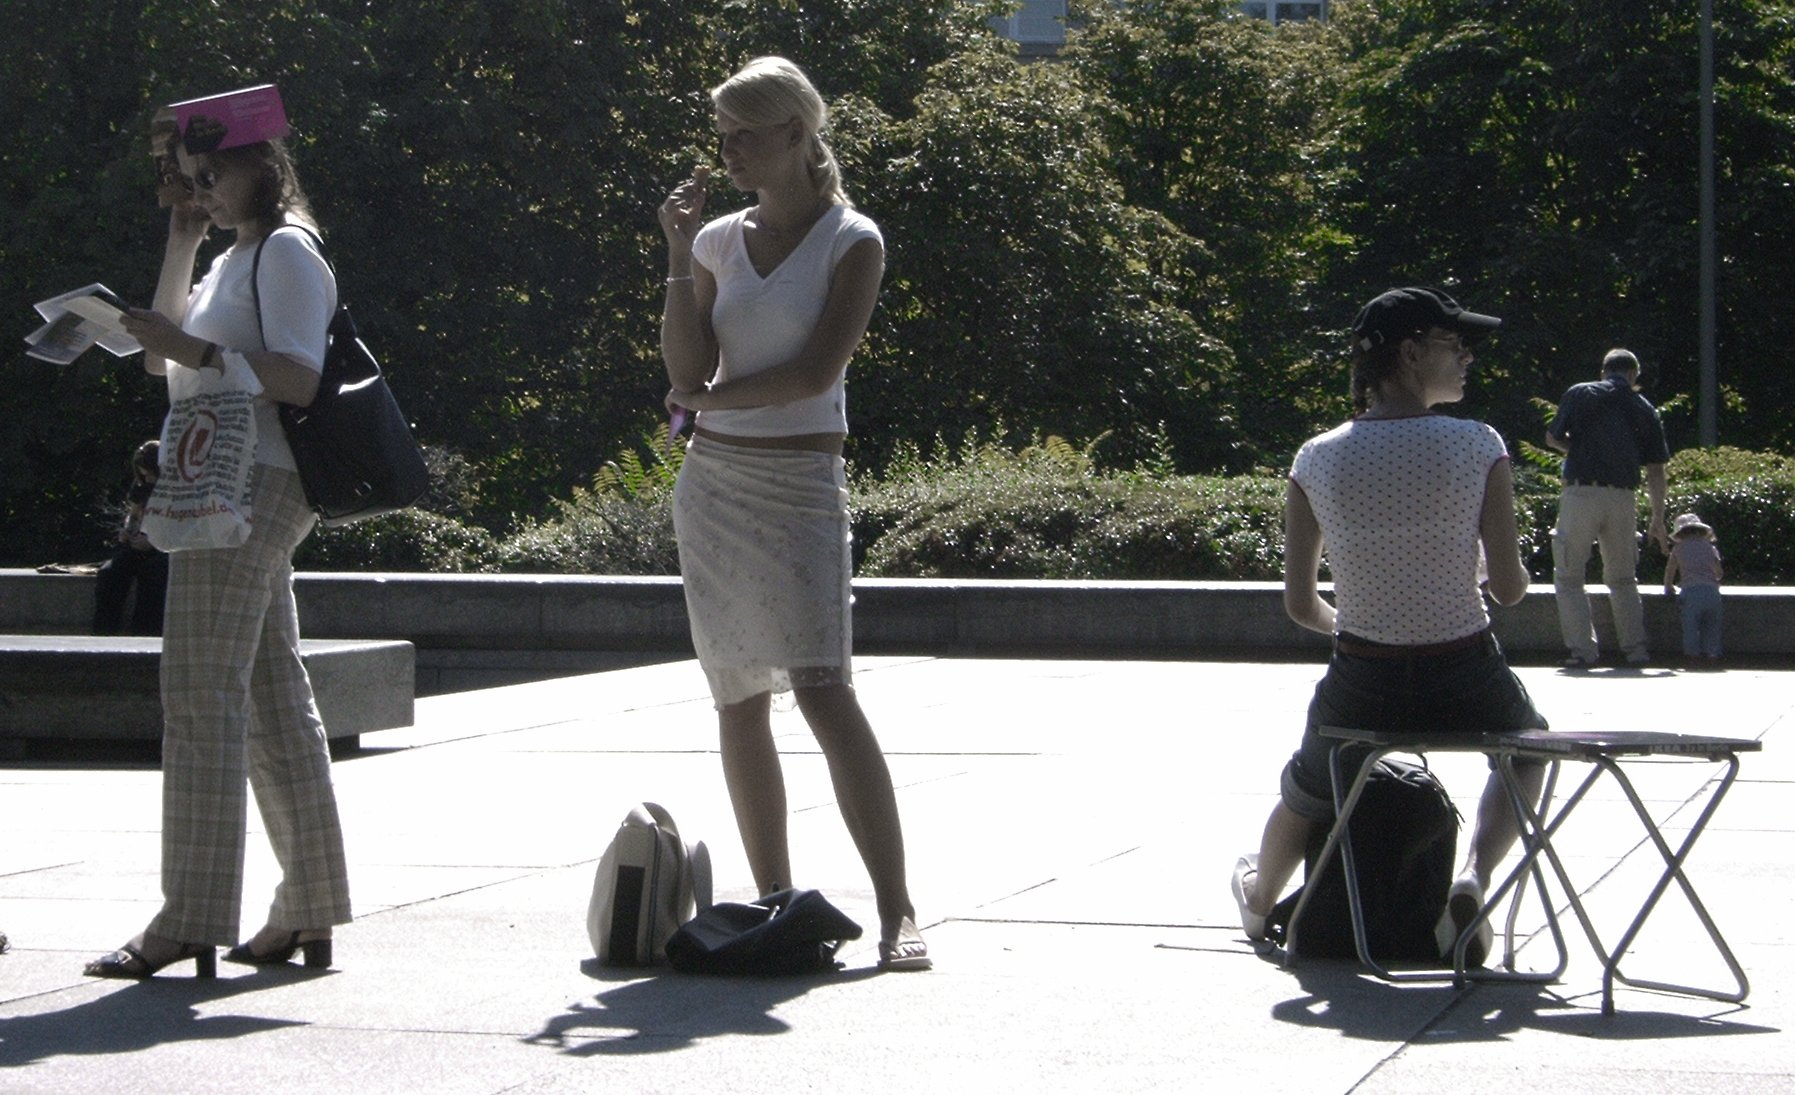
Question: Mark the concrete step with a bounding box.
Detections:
[0,635,414,746]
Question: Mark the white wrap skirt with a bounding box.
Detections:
[672,435,854,707]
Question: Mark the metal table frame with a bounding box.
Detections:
[1285,726,1759,1014]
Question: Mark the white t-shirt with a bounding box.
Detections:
[691,204,881,437]
[1290,413,1509,645]
[180,226,335,469]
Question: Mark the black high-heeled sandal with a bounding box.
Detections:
[223,931,332,969]
[84,941,217,980]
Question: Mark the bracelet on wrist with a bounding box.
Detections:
[666,275,695,285]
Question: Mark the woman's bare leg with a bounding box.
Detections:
[718,692,792,896]
[793,683,916,942]
[1463,760,1547,888]
[1245,801,1314,915]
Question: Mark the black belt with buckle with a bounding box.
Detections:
[1564,478,1627,489]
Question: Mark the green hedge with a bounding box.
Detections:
[487,489,679,576]
[1657,447,1795,583]
[852,459,1286,580]
[291,441,1795,584]
[293,508,498,573]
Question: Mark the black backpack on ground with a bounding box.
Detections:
[1266,756,1460,962]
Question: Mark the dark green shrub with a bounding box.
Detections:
[1661,447,1795,583]
[491,488,678,575]
[294,508,500,572]
[1665,445,1795,485]
[853,432,1286,580]
[289,445,499,572]
[487,425,684,574]
[1511,463,1564,581]
[1512,446,1795,584]
[286,437,1794,584]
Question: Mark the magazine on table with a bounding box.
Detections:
[22,284,143,364]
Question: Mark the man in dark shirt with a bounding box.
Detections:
[1546,349,1670,667]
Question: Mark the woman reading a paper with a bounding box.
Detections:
[86,85,350,978]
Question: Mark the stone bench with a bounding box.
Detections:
[0,635,414,750]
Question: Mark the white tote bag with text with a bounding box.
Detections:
[141,355,261,551]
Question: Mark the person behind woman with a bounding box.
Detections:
[87,88,350,978]
[656,56,928,970]
[1230,287,1548,965]
[92,439,170,636]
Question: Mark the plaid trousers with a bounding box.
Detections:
[149,465,352,945]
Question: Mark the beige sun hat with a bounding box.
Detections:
[1671,513,1713,538]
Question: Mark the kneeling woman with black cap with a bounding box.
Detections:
[1229,287,1550,966]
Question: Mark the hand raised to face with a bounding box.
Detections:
[658,165,711,252]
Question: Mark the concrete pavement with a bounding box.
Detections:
[1,654,1790,1094]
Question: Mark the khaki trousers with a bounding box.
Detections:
[1551,484,1648,662]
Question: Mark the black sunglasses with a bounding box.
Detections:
[179,166,222,193]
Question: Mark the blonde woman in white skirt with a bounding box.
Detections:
[657,56,928,970]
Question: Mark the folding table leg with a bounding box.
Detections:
[1499,760,1561,969]
[1590,754,1750,1014]
[1447,757,1569,987]
[1491,756,1616,975]
[1495,751,1750,1015]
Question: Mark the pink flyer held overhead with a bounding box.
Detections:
[169,84,290,153]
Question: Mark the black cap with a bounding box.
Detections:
[1350,287,1500,352]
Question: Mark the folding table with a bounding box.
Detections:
[1285,725,1759,1014]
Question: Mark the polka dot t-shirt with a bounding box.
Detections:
[1290,413,1509,645]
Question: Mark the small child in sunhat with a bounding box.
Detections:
[1663,512,1725,665]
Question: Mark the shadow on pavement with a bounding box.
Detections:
[0,976,305,1067]
[1271,961,1779,1043]
[521,961,880,1057]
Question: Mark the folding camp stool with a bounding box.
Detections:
[1289,725,1759,1015]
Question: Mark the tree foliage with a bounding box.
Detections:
[1312,0,1795,454]
[1066,0,1346,451]
[4,0,1793,567]
[849,42,1243,472]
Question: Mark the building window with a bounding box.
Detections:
[992,1,1327,58]
[991,0,1067,55]
[1241,1,1328,23]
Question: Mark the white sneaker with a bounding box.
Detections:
[1435,876,1493,966]
[1231,855,1267,942]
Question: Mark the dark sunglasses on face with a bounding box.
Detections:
[1416,333,1471,355]
[179,166,222,193]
